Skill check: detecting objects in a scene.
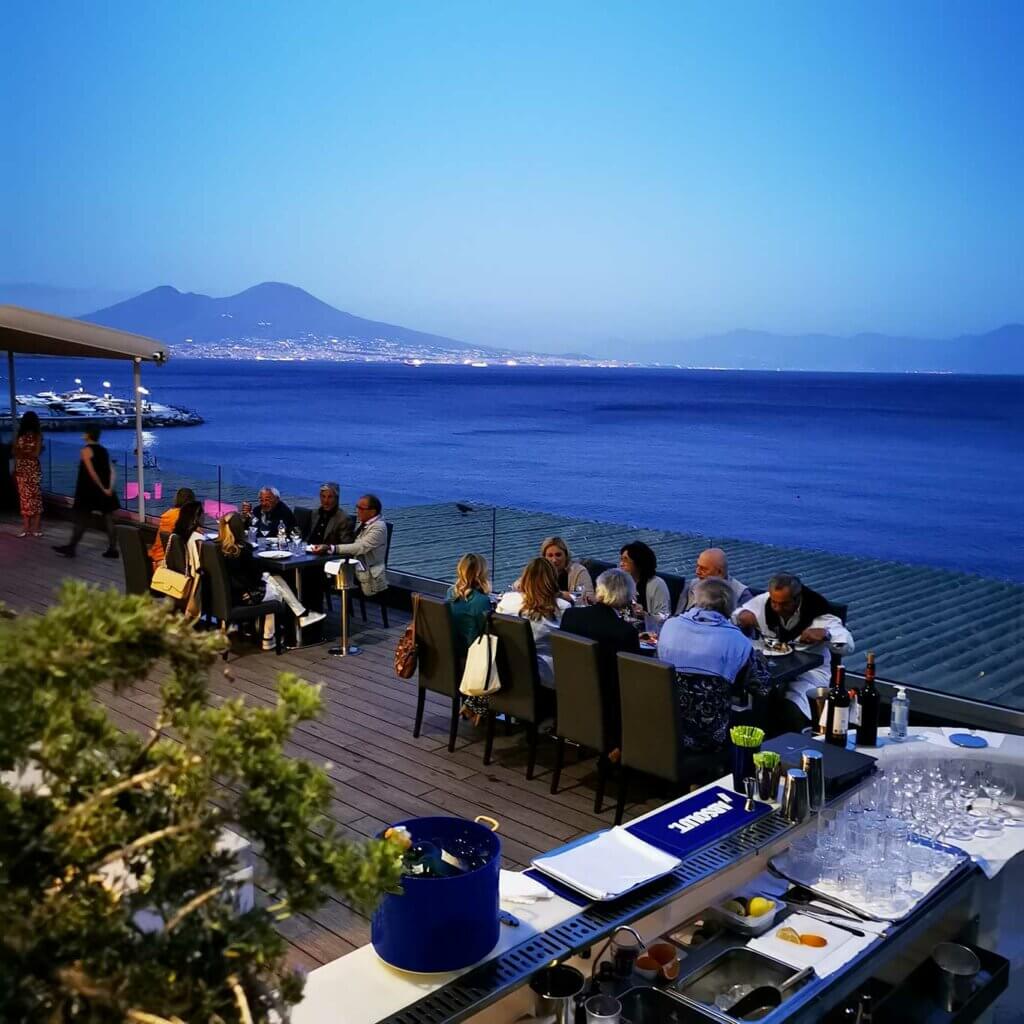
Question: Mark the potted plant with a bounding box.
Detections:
[0,581,403,1022]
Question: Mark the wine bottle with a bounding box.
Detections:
[825,665,850,747]
[856,651,880,747]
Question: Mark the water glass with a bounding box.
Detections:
[865,868,894,912]
[838,863,867,902]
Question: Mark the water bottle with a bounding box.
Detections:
[890,687,910,741]
[277,521,286,549]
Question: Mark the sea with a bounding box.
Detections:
[12,358,1024,583]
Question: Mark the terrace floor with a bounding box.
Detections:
[0,516,671,972]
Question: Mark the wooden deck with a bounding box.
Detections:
[0,516,670,972]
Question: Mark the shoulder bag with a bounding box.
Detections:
[394,594,420,679]
[460,615,501,697]
[151,565,191,601]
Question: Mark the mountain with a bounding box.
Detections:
[81,282,483,353]
[644,325,1024,374]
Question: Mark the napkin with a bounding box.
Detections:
[499,870,554,904]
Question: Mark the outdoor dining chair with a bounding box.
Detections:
[115,523,152,596]
[412,594,462,753]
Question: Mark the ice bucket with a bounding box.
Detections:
[372,815,501,973]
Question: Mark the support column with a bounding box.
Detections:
[6,351,15,433]
[133,359,145,521]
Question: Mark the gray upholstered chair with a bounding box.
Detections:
[486,613,555,780]
[293,505,313,540]
[412,594,462,752]
[116,524,152,596]
[549,632,612,811]
[199,542,284,659]
[357,521,394,628]
[615,651,725,825]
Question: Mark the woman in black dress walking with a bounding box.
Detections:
[53,427,121,558]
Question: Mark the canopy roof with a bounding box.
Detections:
[0,305,168,362]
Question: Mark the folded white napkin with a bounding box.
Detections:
[499,870,554,904]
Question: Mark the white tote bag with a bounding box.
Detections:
[460,631,501,697]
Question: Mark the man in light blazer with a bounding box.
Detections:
[313,493,388,596]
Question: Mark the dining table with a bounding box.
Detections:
[254,546,331,647]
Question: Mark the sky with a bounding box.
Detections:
[2,1,1023,354]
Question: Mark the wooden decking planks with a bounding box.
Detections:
[0,516,667,970]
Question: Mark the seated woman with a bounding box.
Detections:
[172,500,207,580]
[656,577,772,753]
[540,535,594,604]
[619,541,671,619]
[559,568,641,751]
[495,557,570,687]
[149,487,196,569]
[446,552,493,725]
[217,512,325,649]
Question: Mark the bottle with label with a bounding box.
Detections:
[825,664,850,747]
[856,651,880,747]
[890,687,910,741]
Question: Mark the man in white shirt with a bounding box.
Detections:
[313,493,388,596]
[735,572,854,732]
[675,547,753,613]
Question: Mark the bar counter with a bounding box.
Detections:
[294,728,1021,1024]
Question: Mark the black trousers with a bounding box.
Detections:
[68,508,116,551]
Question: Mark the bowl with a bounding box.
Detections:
[709,893,781,936]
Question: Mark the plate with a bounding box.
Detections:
[949,732,989,748]
[256,550,292,560]
[748,913,856,968]
[761,644,793,657]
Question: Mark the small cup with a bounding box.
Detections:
[584,994,622,1024]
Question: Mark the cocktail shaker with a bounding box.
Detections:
[781,768,810,823]
[801,749,825,811]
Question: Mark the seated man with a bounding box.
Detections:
[658,578,772,753]
[305,481,355,547]
[675,547,752,613]
[559,568,641,751]
[735,572,854,734]
[313,493,388,597]
[242,486,296,536]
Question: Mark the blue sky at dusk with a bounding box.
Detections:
[2,1,1022,352]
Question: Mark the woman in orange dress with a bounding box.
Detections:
[13,411,44,537]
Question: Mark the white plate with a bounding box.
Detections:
[748,913,855,968]
[256,550,292,560]
[761,645,794,657]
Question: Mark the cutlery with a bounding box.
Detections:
[786,908,867,937]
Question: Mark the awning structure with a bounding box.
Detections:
[1,305,169,521]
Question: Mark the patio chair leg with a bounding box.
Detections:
[550,736,565,794]
[448,695,460,752]
[614,766,631,825]
[595,754,608,814]
[220,621,229,661]
[483,712,496,765]
[275,617,283,655]
[526,724,538,781]
[380,603,389,628]
[413,687,426,738]
[359,596,367,622]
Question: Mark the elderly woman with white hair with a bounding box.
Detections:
[559,568,642,751]
[657,577,773,752]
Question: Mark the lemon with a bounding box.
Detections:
[748,897,775,918]
[776,926,801,945]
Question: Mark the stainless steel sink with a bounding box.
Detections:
[674,947,808,1018]
[619,986,727,1023]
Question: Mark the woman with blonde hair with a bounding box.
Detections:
[496,557,571,687]
[539,535,594,604]
[217,512,325,650]
[446,553,493,724]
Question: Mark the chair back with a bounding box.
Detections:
[581,558,615,585]
[489,613,543,722]
[661,571,686,614]
[198,542,233,621]
[164,533,187,574]
[116,524,152,595]
[617,652,681,783]
[550,633,606,750]
[415,595,461,698]
[294,505,313,540]
[384,521,394,566]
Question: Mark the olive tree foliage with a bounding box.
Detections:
[0,582,403,1023]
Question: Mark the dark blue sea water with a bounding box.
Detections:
[13,359,1024,582]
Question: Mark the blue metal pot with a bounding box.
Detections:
[372,815,501,973]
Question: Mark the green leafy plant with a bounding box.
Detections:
[0,582,403,1023]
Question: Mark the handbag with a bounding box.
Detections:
[460,617,501,697]
[151,565,191,600]
[394,594,420,679]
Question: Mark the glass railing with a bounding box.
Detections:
[38,435,1024,724]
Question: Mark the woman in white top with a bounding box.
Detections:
[495,557,570,688]
[171,500,207,578]
[619,541,671,619]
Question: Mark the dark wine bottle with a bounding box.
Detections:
[856,651,880,747]
[825,665,850,747]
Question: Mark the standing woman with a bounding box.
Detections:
[13,411,44,537]
[446,552,493,724]
[619,541,671,618]
[53,427,120,558]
